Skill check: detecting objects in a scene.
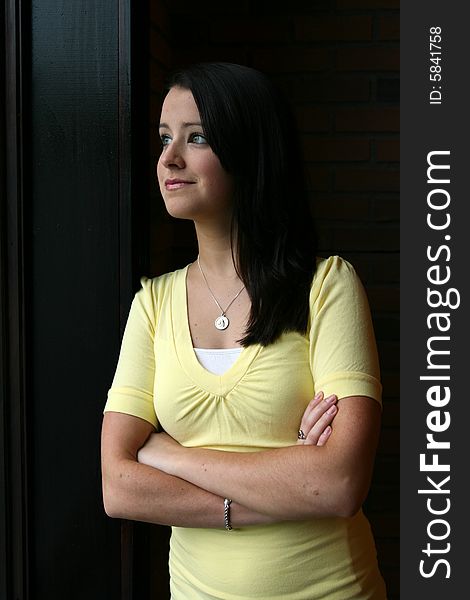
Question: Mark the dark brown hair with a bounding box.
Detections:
[168,62,318,346]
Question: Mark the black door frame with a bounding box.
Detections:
[1,1,30,597]
[1,1,143,598]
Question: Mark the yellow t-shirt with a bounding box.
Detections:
[105,256,387,599]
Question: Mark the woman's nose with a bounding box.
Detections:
[160,141,185,169]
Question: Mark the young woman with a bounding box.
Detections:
[101,62,387,599]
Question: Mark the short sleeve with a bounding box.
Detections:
[309,256,382,406]
[104,277,158,428]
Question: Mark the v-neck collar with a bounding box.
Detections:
[170,265,262,396]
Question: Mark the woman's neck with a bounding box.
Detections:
[194,223,239,280]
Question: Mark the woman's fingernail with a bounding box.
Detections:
[314,391,323,400]
[324,426,332,435]
[327,405,337,414]
[325,394,337,403]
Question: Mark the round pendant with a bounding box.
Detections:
[215,315,229,330]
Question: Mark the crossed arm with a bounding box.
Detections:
[101,410,272,527]
[101,392,381,527]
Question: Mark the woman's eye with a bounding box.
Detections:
[160,134,171,146]
[190,133,207,144]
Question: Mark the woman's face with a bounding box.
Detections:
[157,86,234,223]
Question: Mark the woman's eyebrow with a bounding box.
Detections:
[159,121,202,129]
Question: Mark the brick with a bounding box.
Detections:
[372,454,399,484]
[371,254,399,283]
[367,512,399,537]
[367,285,399,313]
[301,137,370,161]
[342,252,399,283]
[377,341,399,370]
[374,316,399,340]
[370,195,399,221]
[293,105,330,132]
[148,62,168,97]
[375,139,399,161]
[253,47,333,73]
[332,226,399,252]
[170,18,210,44]
[380,570,399,600]
[381,372,399,398]
[312,195,370,220]
[305,166,331,191]
[286,77,370,103]
[173,46,249,69]
[383,403,400,429]
[295,15,372,42]
[149,88,166,121]
[377,15,400,41]
[337,47,399,72]
[316,229,335,251]
[168,0,252,16]
[337,0,399,8]
[262,0,332,10]
[367,483,399,512]
[377,77,399,102]
[381,400,399,428]
[375,540,400,568]
[210,19,290,43]
[335,168,399,192]
[335,108,399,132]
[149,28,172,68]
[316,228,334,251]
[149,2,170,32]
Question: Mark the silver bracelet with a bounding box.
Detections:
[224,498,233,531]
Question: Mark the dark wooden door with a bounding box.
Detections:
[1,1,149,598]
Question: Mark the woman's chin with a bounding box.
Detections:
[162,199,197,221]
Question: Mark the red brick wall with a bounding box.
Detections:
[148,1,399,598]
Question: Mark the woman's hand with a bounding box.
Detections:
[138,392,339,473]
[137,431,181,474]
[297,391,337,446]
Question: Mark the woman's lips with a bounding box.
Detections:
[165,179,195,190]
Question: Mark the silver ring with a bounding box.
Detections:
[298,429,306,440]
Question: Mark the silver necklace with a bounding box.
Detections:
[197,256,245,331]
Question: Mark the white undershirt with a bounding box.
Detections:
[193,347,243,375]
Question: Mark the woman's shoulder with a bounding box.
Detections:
[132,265,189,321]
[310,255,363,304]
[313,254,358,283]
[138,264,189,296]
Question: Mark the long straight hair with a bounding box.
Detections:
[167,62,318,346]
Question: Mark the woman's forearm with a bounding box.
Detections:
[101,412,274,528]
[138,441,349,520]
[169,445,348,520]
[103,455,275,528]
[138,396,381,520]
